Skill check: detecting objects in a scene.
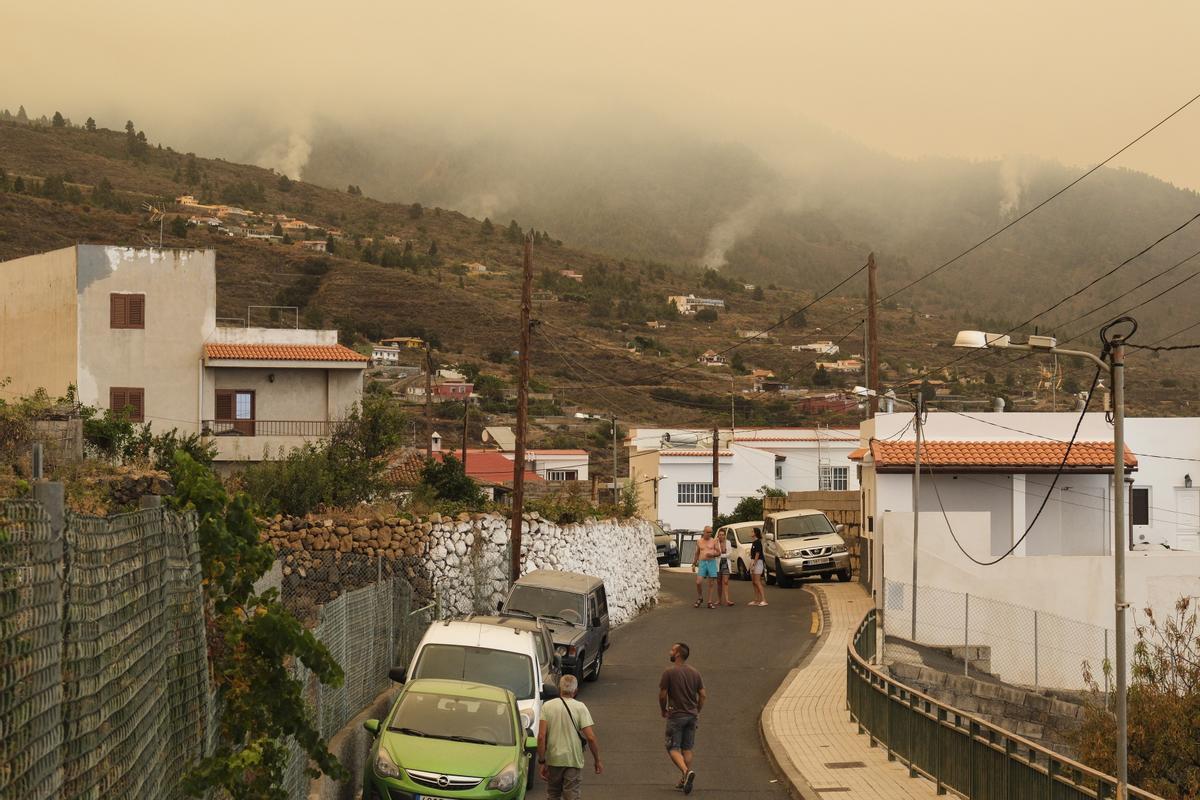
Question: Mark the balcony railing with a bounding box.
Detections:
[202,419,342,438]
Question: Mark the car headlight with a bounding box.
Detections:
[555,644,568,655]
[831,544,847,554]
[486,762,519,792]
[374,748,401,779]
[520,709,534,731]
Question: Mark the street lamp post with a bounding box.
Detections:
[953,324,1133,799]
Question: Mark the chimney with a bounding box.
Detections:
[431,431,442,452]
[992,397,1006,413]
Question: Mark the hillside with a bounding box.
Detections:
[1,118,1197,447]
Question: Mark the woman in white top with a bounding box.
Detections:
[718,530,734,607]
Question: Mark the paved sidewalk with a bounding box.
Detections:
[761,582,938,799]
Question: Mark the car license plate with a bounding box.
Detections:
[807,558,831,566]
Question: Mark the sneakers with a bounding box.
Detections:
[683,770,696,794]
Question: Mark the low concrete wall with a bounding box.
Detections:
[306,686,398,800]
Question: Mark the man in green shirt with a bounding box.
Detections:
[537,674,603,799]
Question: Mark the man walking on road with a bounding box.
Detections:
[538,674,602,799]
[659,641,706,794]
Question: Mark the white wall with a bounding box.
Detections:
[210,326,338,345]
[1125,418,1200,551]
[656,444,777,531]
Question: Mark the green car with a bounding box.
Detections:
[362,677,550,800]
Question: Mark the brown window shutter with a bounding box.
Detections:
[110,387,127,414]
[128,388,144,422]
[110,294,126,327]
[128,295,145,327]
[215,390,234,420]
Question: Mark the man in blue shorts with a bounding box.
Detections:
[660,641,706,793]
[691,526,720,608]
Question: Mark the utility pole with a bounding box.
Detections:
[461,396,470,472]
[510,234,534,584]
[867,252,880,417]
[711,426,720,531]
[424,343,434,455]
[910,392,923,641]
[1111,337,1128,800]
[611,414,619,505]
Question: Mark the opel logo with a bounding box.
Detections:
[437,775,450,788]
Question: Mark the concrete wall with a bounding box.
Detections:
[209,326,337,345]
[1124,418,1200,551]
[76,246,215,433]
[654,444,777,531]
[0,247,78,396]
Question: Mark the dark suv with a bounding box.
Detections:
[500,570,611,686]
[652,522,681,567]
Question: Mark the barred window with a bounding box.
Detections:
[548,470,578,481]
[677,482,713,505]
[819,466,848,491]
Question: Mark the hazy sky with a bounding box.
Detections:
[8,1,1200,189]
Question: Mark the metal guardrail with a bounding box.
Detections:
[202,419,342,437]
[846,609,1161,800]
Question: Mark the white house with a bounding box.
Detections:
[858,411,1200,682]
[627,427,861,531]
[667,294,725,315]
[504,450,590,481]
[792,341,839,355]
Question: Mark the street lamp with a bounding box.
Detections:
[854,386,925,649]
[954,322,1133,799]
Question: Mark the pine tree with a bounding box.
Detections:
[277,174,293,192]
[85,117,96,132]
[51,111,65,128]
[16,105,27,123]
[273,221,284,237]
[13,176,25,193]
[481,217,494,236]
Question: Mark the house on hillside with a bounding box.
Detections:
[737,329,772,341]
[297,240,327,253]
[381,336,425,350]
[463,262,488,274]
[792,341,839,355]
[815,358,862,373]
[559,269,584,282]
[697,350,727,366]
[668,294,725,315]
[0,245,366,473]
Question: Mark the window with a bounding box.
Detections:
[548,470,579,481]
[677,482,712,505]
[109,387,145,422]
[1131,487,1150,526]
[775,463,783,480]
[215,389,255,435]
[819,465,848,491]
[109,293,145,329]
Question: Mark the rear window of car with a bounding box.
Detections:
[412,644,534,700]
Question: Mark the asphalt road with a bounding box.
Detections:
[526,569,818,799]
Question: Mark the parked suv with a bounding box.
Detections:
[500,570,611,686]
[652,521,681,567]
[763,509,851,586]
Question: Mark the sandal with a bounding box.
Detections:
[707,602,717,609]
[693,599,704,608]
[725,601,735,606]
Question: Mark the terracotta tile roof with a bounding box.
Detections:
[848,447,869,461]
[870,440,1137,472]
[383,450,426,488]
[661,450,732,457]
[204,343,369,362]
[736,436,858,443]
[433,450,543,484]
[528,449,589,455]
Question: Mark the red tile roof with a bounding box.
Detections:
[848,447,869,461]
[433,450,543,484]
[661,450,733,457]
[204,343,368,362]
[870,440,1137,472]
[528,449,589,455]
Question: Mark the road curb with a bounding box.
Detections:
[758,585,831,800]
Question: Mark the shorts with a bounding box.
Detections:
[665,714,698,752]
[718,559,730,576]
[752,560,765,576]
[697,559,718,579]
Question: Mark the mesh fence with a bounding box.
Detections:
[883,579,1115,690]
[278,555,436,798]
[0,499,214,800]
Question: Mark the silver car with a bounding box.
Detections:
[763,509,852,587]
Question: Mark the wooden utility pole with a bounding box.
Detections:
[611,414,619,505]
[424,343,434,454]
[461,397,470,472]
[510,235,534,583]
[711,426,720,531]
[867,252,880,417]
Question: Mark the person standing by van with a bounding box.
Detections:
[717,530,734,606]
[748,529,767,606]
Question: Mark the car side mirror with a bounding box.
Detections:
[835,523,845,533]
[363,718,380,735]
[540,682,560,701]
[525,735,538,752]
[388,666,407,684]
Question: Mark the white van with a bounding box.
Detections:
[762,509,851,586]
[716,521,763,580]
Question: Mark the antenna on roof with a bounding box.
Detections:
[142,200,166,247]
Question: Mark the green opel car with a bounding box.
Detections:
[362,677,550,800]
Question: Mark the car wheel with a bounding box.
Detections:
[586,648,603,682]
[765,565,777,585]
[737,559,749,581]
[820,572,832,582]
[837,567,852,582]
[776,559,793,588]
[573,656,585,684]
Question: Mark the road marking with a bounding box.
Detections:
[810,611,820,634]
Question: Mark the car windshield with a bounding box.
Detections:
[388,690,515,746]
[412,645,534,700]
[775,515,835,538]
[735,529,758,544]
[505,585,587,626]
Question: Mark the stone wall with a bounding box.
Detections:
[888,661,1087,756]
[263,511,660,626]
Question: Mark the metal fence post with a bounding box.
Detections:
[1033,609,1039,689]
[1104,629,1111,705]
[963,592,970,676]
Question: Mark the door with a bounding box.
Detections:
[215,389,256,435]
[1176,488,1200,550]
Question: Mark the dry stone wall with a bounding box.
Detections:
[263,511,660,626]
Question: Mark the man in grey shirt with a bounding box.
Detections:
[659,641,706,794]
